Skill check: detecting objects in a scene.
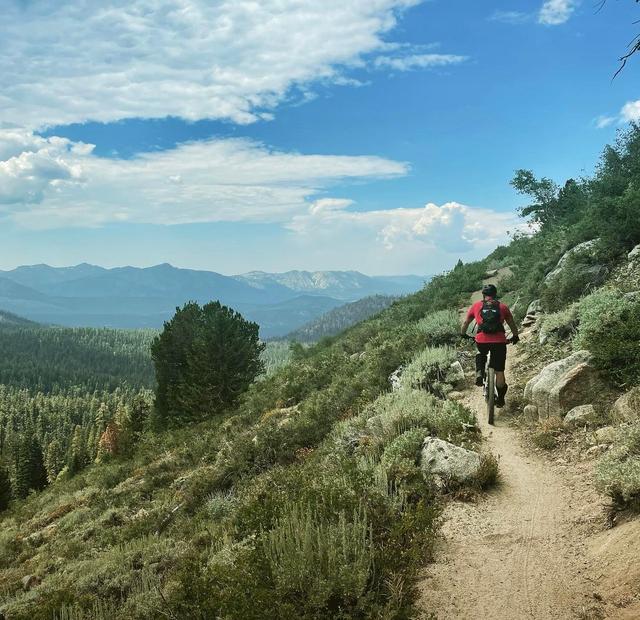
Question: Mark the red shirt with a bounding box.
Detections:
[466,298,513,344]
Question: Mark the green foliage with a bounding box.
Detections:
[287,295,398,343]
[260,340,294,376]
[401,346,459,397]
[263,504,373,612]
[415,309,460,347]
[596,423,640,509]
[0,466,11,511]
[0,326,155,392]
[538,303,580,341]
[575,289,640,385]
[151,301,265,426]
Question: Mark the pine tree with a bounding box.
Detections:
[67,425,89,475]
[151,301,264,427]
[45,439,66,483]
[0,466,12,511]
[13,429,47,498]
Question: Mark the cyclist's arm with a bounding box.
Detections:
[460,306,474,336]
[506,316,519,339]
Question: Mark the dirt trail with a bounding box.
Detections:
[418,352,604,620]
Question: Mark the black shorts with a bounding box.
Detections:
[476,343,507,372]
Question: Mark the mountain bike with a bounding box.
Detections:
[463,335,513,425]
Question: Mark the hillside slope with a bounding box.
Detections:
[286,294,398,342]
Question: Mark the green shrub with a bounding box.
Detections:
[596,423,640,510]
[575,289,640,386]
[531,418,565,450]
[539,303,580,342]
[263,504,373,612]
[402,346,459,397]
[415,310,460,347]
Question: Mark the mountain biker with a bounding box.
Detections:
[460,284,519,408]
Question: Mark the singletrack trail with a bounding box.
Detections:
[418,352,603,620]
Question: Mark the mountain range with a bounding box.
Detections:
[0,264,428,337]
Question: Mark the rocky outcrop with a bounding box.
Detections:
[524,351,606,420]
[612,387,640,422]
[544,239,607,284]
[564,404,598,426]
[628,243,640,261]
[522,299,543,329]
[420,437,481,484]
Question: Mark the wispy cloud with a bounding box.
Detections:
[489,10,530,25]
[538,0,578,26]
[0,130,409,229]
[594,115,616,129]
[373,53,468,72]
[0,0,428,129]
[594,100,640,128]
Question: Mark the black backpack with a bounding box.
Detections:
[478,299,504,334]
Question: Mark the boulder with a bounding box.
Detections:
[21,575,40,591]
[446,361,465,386]
[524,351,606,420]
[524,404,539,418]
[564,404,598,426]
[593,426,617,445]
[544,239,607,284]
[522,314,537,327]
[420,437,481,484]
[389,366,404,391]
[628,244,640,261]
[526,299,543,316]
[612,387,640,422]
[484,268,499,277]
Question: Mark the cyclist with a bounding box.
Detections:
[460,284,519,407]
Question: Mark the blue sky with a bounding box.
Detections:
[0,0,638,275]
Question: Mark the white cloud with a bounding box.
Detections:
[0,129,408,228]
[594,115,616,129]
[538,0,578,26]
[373,53,468,71]
[489,11,530,25]
[1,0,434,129]
[0,132,87,205]
[288,200,519,254]
[621,100,640,122]
[594,100,640,128]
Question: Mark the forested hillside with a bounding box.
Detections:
[0,326,156,391]
[286,295,398,342]
[0,125,639,619]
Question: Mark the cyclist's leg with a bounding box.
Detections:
[476,343,489,386]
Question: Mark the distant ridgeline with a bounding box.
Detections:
[0,264,426,337]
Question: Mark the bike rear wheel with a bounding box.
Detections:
[486,367,495,425]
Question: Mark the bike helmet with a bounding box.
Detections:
[482,284,497,298]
